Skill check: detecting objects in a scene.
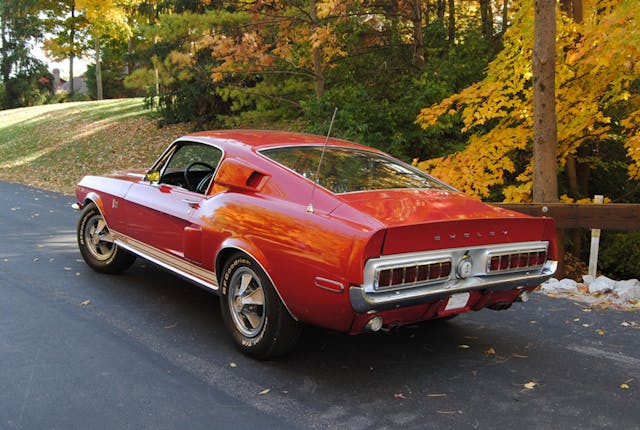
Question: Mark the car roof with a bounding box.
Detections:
[181,129,377,152]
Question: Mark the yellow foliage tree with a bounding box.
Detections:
[415,0,640,202]
[76,0,139,99]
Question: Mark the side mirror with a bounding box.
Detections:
[146,170,160,183]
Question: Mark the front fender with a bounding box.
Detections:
[76,175,136,234]
[82,191,106,215]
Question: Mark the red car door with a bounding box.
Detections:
[121,141,223,265]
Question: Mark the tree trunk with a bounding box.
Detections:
[560,0,583,22]
[309,0,325,99]
[436,0,445,22]
[95,36,103,100]
[447,0,455,42]
[0,4,10,86]
[127,36,134,75]
[572,0,583,22]
[69,4,75,96]
[561,0,584,198]
[566,155,579,196]
[479,0,494,39]
[501,0,510,34]
[69,54,74,96]
[411,0,426,70]
[532,0,558,202]
[425,0,430,26]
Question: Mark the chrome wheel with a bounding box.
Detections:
[220,253,302,358]
[84,213,115,261]
[77,202,135,274]
[227,267,266,337]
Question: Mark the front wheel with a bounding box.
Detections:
[220,254,302,359]
[77,202,136,274]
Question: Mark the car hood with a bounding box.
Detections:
[107,169,147,181]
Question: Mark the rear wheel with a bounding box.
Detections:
[77,202,136,274]
[220,253,302,359]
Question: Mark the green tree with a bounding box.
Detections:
[125,5,242,127]
[85,37,139,99]
[0,0,50,108]
[43,0,90,96]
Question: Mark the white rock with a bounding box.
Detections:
[541,278,579,293]
[588,276,614,294]
[613,279,640,301]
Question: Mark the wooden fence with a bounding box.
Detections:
[493,202,640,277]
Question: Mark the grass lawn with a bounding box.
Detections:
[0,99,191,195]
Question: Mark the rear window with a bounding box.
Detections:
[260,146,450,194]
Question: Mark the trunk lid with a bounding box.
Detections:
[335,189,555,255]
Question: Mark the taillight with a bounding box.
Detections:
[375,260,452,289]
[487,250,547,273]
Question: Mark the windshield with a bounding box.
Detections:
[260,146,450,194]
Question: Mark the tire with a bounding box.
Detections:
[220,253,302,359]
[77,202,136,274]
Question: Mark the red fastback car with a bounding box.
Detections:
[74,130,557,358]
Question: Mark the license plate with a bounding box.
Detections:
[444,292,470,311]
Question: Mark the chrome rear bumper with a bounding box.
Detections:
[349,260,557,313]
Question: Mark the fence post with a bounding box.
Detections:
[588,195,604,277]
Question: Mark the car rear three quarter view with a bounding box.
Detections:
[74,130,557,359]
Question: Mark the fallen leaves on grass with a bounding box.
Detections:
[0,102,191,196]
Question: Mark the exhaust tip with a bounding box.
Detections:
[517,290,530,302]
[364,316,383,332]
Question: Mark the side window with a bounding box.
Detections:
[159,142,222,193]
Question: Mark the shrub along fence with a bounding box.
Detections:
[494,201,640,278]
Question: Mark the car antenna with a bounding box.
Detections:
[307,107,338,214]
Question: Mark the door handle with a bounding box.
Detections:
[181,198,200,208]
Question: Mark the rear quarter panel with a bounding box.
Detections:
[197,192,376,332]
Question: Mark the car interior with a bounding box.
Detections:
[157,142,223,194]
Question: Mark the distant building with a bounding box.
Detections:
[52,68,89,95]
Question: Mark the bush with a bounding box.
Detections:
[599,231,640,279]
